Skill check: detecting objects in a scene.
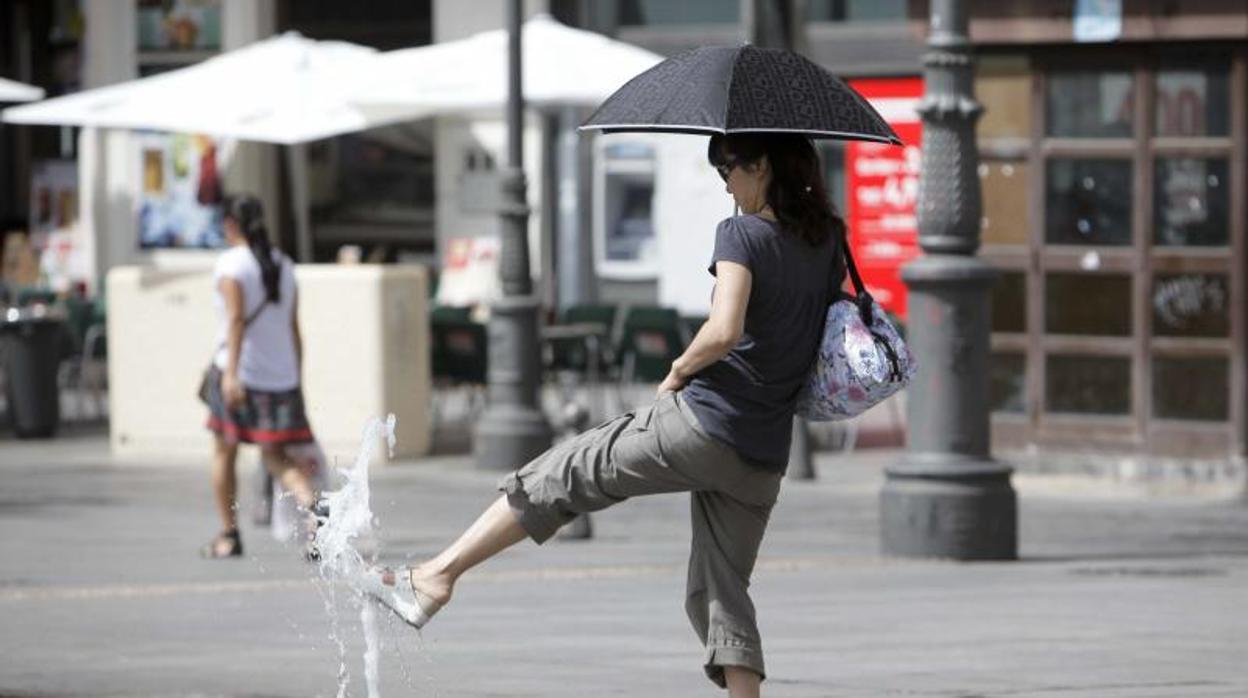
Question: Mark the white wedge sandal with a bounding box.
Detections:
[358,566,443,629]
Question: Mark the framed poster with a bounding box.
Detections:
[136,132,225,249]
[28,159,86,292]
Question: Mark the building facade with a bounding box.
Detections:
[5,0,1242,464]
[943,0,1247,463]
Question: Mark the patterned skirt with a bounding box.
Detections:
[202,365,314,445]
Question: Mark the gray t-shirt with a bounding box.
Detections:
[682,214,843,473]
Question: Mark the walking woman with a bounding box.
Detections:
[365,133,845,696]
[200,194,321,559]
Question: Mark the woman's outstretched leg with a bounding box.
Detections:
[401,494,527,606]
[724,667,761,698]
[362,494,526,628]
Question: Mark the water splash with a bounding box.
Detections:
[313,414,396,698]
[360,601,382,695]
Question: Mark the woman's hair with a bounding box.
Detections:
[708,133,846,248]
[222,193,281,303]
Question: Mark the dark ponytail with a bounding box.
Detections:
[708,133,846,249]
[223,194,281,303]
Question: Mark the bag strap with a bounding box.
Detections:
[842,238,867,298]
[839,238,903,379]
[242,300,268,329]
[215,299,270,353]
[837,237,876,327]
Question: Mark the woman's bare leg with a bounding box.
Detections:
[724,666,761,698]
[260,445,317,510]
[401,495,527,606]
[211,436,240,531]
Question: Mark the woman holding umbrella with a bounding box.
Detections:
[362,46,897,695]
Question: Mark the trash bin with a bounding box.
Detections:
[1,306,65,438]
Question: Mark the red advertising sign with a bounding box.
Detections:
[845,77,923,320]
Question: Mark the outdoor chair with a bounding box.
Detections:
[429,306,487,449]
[616,305,688,407]
[15,287,57,307]
[544,303,619,374]
[56,296,107,423]
[542,303,620,422]
[430,304,474,381]
[681,314,708,339]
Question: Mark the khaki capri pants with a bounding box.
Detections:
[498,390,783,687]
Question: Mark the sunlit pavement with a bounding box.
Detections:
[2,427,1247,697]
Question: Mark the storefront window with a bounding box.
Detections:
[1046,355,1131,415]
[1045,158,1132,246]
[336,134,434,213]
[1152,357,1228,421]
[1153,157,1228,247]
[1155,66,1230,137]
[808,0,907,22]
[1152,274,1229,338]
[616,0,736,25]
[990,353,1026,414]
[136,0,222,52]
[1046,70,1133,138]
[1045,273,1132,336]
[980,160,1029,245]
[991,270,1026,333]
[977,57,1031,139]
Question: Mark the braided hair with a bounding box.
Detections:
[223,194,281,303]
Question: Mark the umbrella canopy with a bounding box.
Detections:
[351,13,663,112]
[0,77,44,103]
[1,33,422,144]
[581,45,902,145]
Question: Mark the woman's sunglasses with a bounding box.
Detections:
[715,158,740,183]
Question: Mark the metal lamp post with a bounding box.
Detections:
[473,0,554,470]
[879,0,1017,558]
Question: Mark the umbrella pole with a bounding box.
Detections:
[285,143,313,263]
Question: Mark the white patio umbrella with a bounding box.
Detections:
[351,13,663,111]
[2,32,422,142]
[2,33,436,260]
[0,77,44,103]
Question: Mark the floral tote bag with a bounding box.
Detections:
[796,240,916,421]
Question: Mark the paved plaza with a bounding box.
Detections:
[1,427,1246,697]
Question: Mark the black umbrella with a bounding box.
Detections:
[580,45,902,145]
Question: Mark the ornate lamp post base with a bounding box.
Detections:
[884,252,1017,559]
[474,404,553,471]
[881,456,1016,559]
